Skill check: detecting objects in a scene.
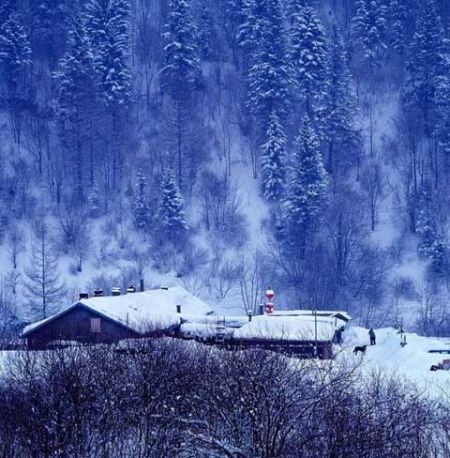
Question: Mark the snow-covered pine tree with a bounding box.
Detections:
[0,13,31,94]
[245,0,290,123]
[132,171,151,231]
[197,4,215,61]
[389,0,408,59]
[30,0,68,67]
[236,0,257,51]
[434,51,450,168]
[54,11,96,200]
[324,26,360,175]
[85,0,131,107]
[0,1,13,26]
[85,0,131,191]
[404,0,444,135]
[260,111,286,201]
[283,117,328,250]
[225,0,247,54]
[351,0,388,67]
[416,180,448,277]
[428,239,448,278]
[157,169,188,242]
[288,2,328,116]
[160,0,200,100]
[0,12,31,147]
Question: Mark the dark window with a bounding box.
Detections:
[90,318,101,333]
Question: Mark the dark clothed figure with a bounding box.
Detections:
[369,328,376,346]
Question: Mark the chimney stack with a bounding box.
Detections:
[93,289,104,297]
[140,279,145,292]
[111,287,121,296]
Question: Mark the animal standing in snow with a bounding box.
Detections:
[353,345,367,354]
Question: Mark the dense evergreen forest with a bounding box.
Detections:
[1,0,450,335]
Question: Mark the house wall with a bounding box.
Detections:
[26,306,139,349]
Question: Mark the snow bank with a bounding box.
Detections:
[338,327,450,397]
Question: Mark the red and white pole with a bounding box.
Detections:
[265,287,274,314]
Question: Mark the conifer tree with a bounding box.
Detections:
[160,0,200,100]
[404,0,444,135]
[244,0,290,123]
[435,52,450,165]
[351,0,388,67]
[0,12,31,147]
[225,0,247,54]
[416,180,447,277]
[260,111,286,201]
[85,0,131,107]
[283,117,328,250]
[0,1,12,25]
[85,0,131,191]
[324,27,360,174]
[197,4,215,60]
[236,0,257,51]
[389,0,408,58]
[30,0,68,67]
[157,170,188,242]
[133,171,151,231]
[0,13,31,95]
[288,3,328,115]
[54,11,96,200]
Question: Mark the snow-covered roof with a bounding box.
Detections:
[233,315,339,342]
[22,286,213,336]
[179,315,248,339]
[272,310,352,322]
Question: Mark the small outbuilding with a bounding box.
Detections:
[229,314,347,359]
[21,286,213,349]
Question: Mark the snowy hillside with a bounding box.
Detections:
[0,0,449,344]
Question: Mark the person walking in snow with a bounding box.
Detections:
[369,328,376,346]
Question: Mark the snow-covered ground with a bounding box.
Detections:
[2,324,449,402]
[338,326,450,399]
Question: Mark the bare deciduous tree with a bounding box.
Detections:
[361,160,386,231]
[24,221,65,319]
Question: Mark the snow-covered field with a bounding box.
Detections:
[338,327,450,399]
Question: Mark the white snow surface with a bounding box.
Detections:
[22,286,213,335]
[233,315,339,341]
[338,327,450,398]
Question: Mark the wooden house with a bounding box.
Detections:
[228,314,348,359]
[21,286,213,349]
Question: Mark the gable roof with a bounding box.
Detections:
[22,286,213,337]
